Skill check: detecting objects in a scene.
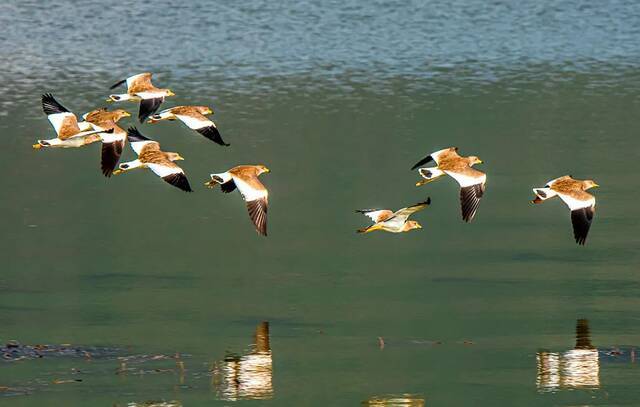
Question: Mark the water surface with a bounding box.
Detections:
[1,0,639,405]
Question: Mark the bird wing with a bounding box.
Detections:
[410,147,458,170]
[175,112,229,146]
[546,175,572,187]
[445,167,486,222]
[42,94,81,139]
[390,198,431,222]
[126,127,160,155]
[147,161,192,192]
[356,209,394,223]
[95,124,126,177]
[556,190,596,245]
[138,97,165,123]
[127,73,154,93]
[231,173,269,236]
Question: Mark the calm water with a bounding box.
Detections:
[1,0,640,405]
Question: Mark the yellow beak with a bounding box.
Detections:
[32,143,42,149]
[112,169,123,176]
[105,98,113,103]
[167,90,175,96]
[176,155,185,161]
[594,183,600,188]
[124,111,131,117]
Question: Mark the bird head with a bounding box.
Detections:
[257,165,271,175]
[406,221,422,231]
[469,156,483,165]
[584,179,599,189]
[167,152,184,161]
[114,109,131,121]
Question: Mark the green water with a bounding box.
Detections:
[2,1,640,405]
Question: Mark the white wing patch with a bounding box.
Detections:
[558,193,595,211]
[148,163,183,178]
[175,114,212,130]
[361,210,390,223]
[445,170,486,188]
[210,172,232,183]
[135,91,166,100]
[232,175,268,202]
[100,130,126,144]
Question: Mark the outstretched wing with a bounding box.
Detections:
[175,113,229,146]
[355,209,394,223]
[391,198,431,222]
[232,174,269,236]
[410,147,458,170]
[42,94,81,139]
[126,127,159,155]
[148,163,193,192]
[445,167,486,222]
[557,191,596,245]
[138,97,164,123]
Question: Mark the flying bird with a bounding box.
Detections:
[148,105,229,146]
[33,94,112,149]
[205,165,271,236]
[107,73,175,123]
[82,108,131,177]
[356,198,431,233]
[412,147,486,222]
[113,127,192,192]
[532,175,598,245]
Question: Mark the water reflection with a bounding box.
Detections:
[212,321,273,401]
[536,319,599,392]
[363,394,425,406]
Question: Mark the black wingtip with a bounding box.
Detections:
[100,141,124,177]
[460,185,484,223]
[196,126,229,146]
[41,93,70,115]
[126,127,151,143]
[138,97,164,123]
[109,78,127,90]
[163,173,193,192]
[410,155,433,170]
[571,207,594,246]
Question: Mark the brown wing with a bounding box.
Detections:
[57,115,82,140]
[128,73,155,93]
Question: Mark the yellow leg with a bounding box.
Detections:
[358,224,383,234]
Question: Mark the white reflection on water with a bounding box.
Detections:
[212,321,273,401]
[536,319,599,392]
[363,394,425,406]
[124,401,182,407]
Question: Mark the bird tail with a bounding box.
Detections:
[531,188,557,204]
[204,174,225,189]
[357,224,382,234]
[416,167,445,186]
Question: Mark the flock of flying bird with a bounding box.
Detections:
[32,73,599,244]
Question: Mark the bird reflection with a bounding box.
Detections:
[536,319,599,391]
[212,321,273,401]
[363,394,425,406]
